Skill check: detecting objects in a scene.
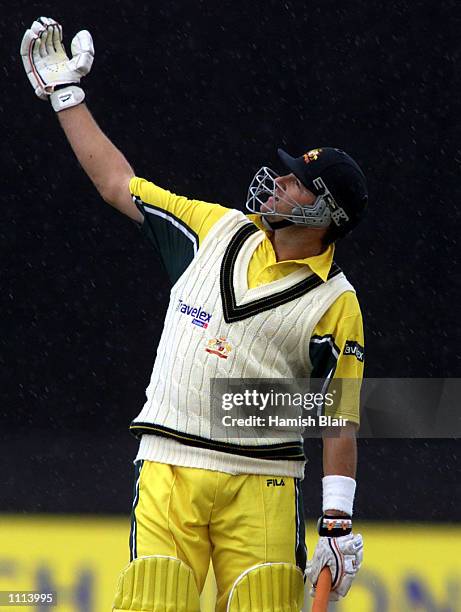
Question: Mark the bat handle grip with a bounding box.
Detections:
[312,566,332,611]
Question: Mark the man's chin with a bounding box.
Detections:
[260,196,277,213]
[260,210,284,223]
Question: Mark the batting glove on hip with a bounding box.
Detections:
[305,532,363,601]
[20,16,94,111]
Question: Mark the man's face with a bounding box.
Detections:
[260,173,316,220]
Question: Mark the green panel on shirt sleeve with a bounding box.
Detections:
[309,334,340,380]
[136,198,198,285]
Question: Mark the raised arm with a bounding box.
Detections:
[57,105,140,221]
[20,16,141,222]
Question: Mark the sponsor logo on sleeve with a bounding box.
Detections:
[177,299,212,328]
[343,340,364,362]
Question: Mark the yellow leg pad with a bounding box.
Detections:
[227,563,304,612]
[112,555,200,612]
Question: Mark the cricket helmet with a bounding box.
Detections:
[246,147,368,237]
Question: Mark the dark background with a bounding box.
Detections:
[2,1,460,519]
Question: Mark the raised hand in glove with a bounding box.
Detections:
[305,518,363,601]
[20,16,94,111]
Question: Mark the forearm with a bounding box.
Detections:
[57,103,139,218]
[322,422,357,515]
[323,423,357,477]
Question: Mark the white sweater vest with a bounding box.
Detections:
[132,210,354,477]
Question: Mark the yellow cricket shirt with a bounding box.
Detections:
[130,177,364,423]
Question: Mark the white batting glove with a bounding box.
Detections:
[20,16,94,111]
[305,533,363,601]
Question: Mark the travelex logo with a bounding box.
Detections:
[177,299,212,328]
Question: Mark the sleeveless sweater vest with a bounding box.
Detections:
[131,210,354,475]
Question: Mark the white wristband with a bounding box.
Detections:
[50,86,85,112]
[322,475,356,516]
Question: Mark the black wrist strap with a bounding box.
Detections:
[317,514,353,537]
[53,83,80,91]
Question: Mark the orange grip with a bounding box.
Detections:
[312,566,332,611]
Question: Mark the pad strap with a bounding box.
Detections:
[50,85,85,112]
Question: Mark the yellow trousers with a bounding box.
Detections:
[128,461,306,612]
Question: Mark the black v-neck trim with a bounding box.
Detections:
[220,222,342,323]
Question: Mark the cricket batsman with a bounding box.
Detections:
[21,18,365,611]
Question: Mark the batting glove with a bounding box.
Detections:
[20,16,94,112]
[305,532,363,601]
